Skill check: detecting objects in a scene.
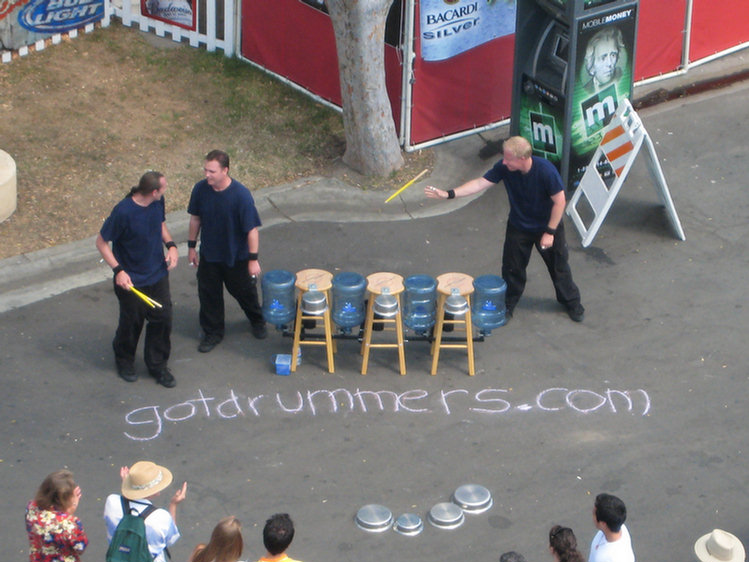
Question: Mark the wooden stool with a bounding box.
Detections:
[360,272,406,375]
[291,269,336,373]
[431,272,475,376]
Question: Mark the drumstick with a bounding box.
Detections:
[130,287,162,309]
[385,169,429,203]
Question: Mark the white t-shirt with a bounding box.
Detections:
[589,524,635,562]
[104,494,180,562]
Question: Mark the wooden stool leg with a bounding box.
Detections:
[290,295,303,373]
[360,295,375,375]
[431,294,446,375]
[323,305,335,374]
[395,303,406,375]
[430,293,445,357]
[360,295,374,356]
[465,300,475,376]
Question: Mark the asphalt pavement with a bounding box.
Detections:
[1,52,749,562]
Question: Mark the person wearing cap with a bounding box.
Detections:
[694,529,745,562]
[104,461,188,562]
[588,493,634,562]
[187,149,267,353]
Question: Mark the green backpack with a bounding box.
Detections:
[105,496,158,562]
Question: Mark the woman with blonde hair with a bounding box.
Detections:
[25,469,88,562]
[189,516,244,562]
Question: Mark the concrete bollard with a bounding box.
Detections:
[0,149,17,223]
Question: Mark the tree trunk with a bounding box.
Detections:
[326,0,404,176]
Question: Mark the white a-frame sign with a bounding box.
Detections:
[566,98,686,248]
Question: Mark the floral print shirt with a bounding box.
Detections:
[26,500,88,562]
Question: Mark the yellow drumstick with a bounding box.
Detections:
[384,168,429,203]
[130,286,162,309]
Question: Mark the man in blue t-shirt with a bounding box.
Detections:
[96,171,179,387]
[424,136,584,322]
[187,149,266,353]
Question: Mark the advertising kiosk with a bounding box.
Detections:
[511,0,638,189]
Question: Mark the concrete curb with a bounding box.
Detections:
[0,133,491,313]
[1,46,747,313]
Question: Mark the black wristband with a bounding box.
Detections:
[544,226,557,235]
[447,189,456,200]
[165,241,177,250]
[112,265,124,275]
[187,240,197,249]
[248,252,259,261]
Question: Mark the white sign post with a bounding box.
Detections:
[566,98,686,247]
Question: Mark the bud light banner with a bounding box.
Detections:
[141,0,195,30]
[420,0,515,62]
[569,6,636,188]
[18,0,103,32]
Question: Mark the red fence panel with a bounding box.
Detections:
[634,0,685,80]
[690,0,749,61]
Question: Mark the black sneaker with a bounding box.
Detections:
[251,323,267,340]
[116,362,137,382]
[198,334,222,353]
[567,303,585,323]
[151,368,176,388]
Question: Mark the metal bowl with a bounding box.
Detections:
[427,501,465,530]
[373,293,399,318]
[355,504,393,533]
[452,484,493,514]
[444,293,468,316]
[393,513,423,536]
[301,289,327,315]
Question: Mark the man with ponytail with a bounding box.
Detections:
[96,171,179,388]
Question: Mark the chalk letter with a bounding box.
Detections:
[217,390,244,419]
[276,391,304,414]
[124,405,162,441]
[397,389,429,413]
[471,389,511,414]
[247,394,264,416]
[164,400,196,421]
[566,389,606,413]
[307,389,354,415]
[536,387,567,411]
[439,388,469,415]
[605,389,633,413]
[192,389,215,417]
[355,389,399,413]
[636,389,651,415]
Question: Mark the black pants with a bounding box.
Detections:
[197,257,264,338]
[501,221,581,313]
[113,274,172,373]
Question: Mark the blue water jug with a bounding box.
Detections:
[261,269,296,328]
[402,274,437,335]
[331,272,367,332]
[471,274,507,335]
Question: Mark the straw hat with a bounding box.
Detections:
[695,529,745,562]
[121,461,173,500]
